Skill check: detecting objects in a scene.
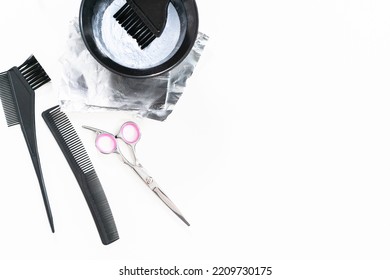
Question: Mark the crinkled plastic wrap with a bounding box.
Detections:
[58,18,208,121]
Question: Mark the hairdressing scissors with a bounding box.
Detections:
[82,122,190,226]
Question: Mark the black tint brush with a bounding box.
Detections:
[113,0,170,49]
[0,55,54,232]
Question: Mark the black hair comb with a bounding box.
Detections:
[0,55,54,232]
[42,106,119,245]
[113,0,170,49]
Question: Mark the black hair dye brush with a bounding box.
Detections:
[0,55,54,232]
[113,0,170,49]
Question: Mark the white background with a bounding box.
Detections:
[1,0,390,278]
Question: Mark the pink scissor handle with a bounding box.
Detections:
[95,133,117,154]
[119,122,141,145]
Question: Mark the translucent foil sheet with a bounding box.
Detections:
[58,19,208,121]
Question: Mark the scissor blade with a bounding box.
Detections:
[153,187,190,226]
[82,125,112,135]
[82,125,100,132]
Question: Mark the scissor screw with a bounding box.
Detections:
[146,176,154,185]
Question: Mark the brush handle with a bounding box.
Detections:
[8,68,55,233]
[77,171,120,245]
[30,154,55,233]
[128,0,170,35]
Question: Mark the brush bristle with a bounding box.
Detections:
[18,55,51,91]
[42,106,119,245]
[0,72,19,127]
[113,2,157,49]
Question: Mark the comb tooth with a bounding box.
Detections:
[53,113,70,126]
[56,127,79,147]
[52,120,92,172]
[49,110,93,172]
[61,132,79,146]
[68,144,86,155]
[57,116,69,124]
[64,133,81,145]
[67,142,84,154]
[0,73,19,127]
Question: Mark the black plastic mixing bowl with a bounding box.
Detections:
[79,0,198,78]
